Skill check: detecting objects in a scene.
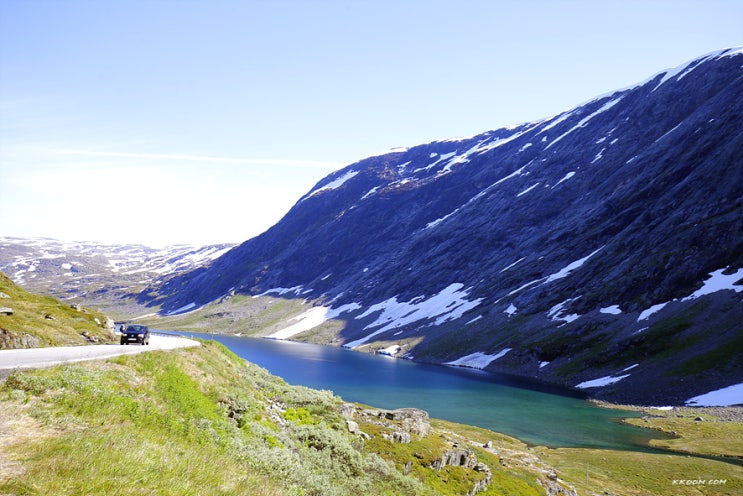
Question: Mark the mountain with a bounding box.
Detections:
[0,237,234,316]
[149,48,743,405]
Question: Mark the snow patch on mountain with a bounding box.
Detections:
[548,298,581,324]
[682,267,743,300]
[686,382,743,407]
[552,171,576,188]
[303,170,360,201]
[344,283,482,349]
[545,97,623,150]
[264,301,363,340]
[576,373,631,389]
[445,348,512,369]
[637,267,742,321]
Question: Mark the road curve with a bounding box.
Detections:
[0,334,200,372]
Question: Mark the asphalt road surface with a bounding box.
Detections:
[0,334,200,372]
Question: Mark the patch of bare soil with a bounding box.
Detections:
[0,399,53,490]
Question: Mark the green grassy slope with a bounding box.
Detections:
[2,341,741,496]
[0,273,115,349]
[0,341,558,495]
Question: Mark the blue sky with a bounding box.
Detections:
[1,0,742,246]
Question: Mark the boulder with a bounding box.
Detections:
[338,403,356,419]
[381,408,431,437]
[431,448,477,470]
[382,431,411,443]
[0,307,13,315]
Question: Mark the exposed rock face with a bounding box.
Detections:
[381,408,431,437]
[0,329,40,349]
[431,448,477,470]
[355,407,431,443]
[149,48,743,404]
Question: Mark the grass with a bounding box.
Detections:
[538,447,743,496]
[0,342,424,495]
[138,294,309,336]
[2,342,742,496]
[0,272,114,348]
[623,408,743,458]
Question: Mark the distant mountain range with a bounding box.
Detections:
[0,237,233,315]
[4,48,742,405]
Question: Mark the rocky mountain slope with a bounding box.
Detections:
[0,237,233,316]
[153,49,742,404]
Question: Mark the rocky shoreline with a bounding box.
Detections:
[591,400,743,423]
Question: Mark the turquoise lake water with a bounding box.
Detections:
[181,332,668,451]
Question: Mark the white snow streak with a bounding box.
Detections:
[303,170,359,200]
[576,374,630,389]
[345,283,482,348]
[545,97,623,150]
[600,305,622,315]
[686,382,743,407]
[683,267,743,300]
[446,348,511,369]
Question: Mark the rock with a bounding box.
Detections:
[0,307,13,315]
[70,304,82,311]
[695,416,704,421]
[338,403,356,419]
[345,419,370,439]
[381,408,431,437]
[0,292,10,298]
[484,441,493,449]
[0,329,40,349]
[468,462,493,496]
[431,448,477,470]
[382,431,411,443]
[81,331,101,343]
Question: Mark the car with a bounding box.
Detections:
[120,324,150,345]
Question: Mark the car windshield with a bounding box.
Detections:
[127,326,146,332]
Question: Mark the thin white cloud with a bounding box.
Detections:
[52,149,344,169]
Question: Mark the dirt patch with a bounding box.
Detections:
[0,399,54,486]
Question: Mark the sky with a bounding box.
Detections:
[1,0,742,247]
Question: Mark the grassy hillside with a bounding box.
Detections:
[1,341,741,496]
[0,273,115,349]
[0,340,557,495]
[138,293,333,338]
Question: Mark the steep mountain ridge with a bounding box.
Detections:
[148,48,743,404]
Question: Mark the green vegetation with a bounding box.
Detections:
[2,278,742,495]
[139,293,310,337]
[0,273,114,348]
[4,341,741,495]
[0,342,417,495]
[623,407,743,458]
[670,325,743,377]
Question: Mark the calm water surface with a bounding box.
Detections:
[181,333,666,451]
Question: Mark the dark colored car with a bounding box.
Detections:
[120,324,150,345]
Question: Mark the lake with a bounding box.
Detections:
[180,332,667,451]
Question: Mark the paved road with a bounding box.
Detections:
[0,334,200,372]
